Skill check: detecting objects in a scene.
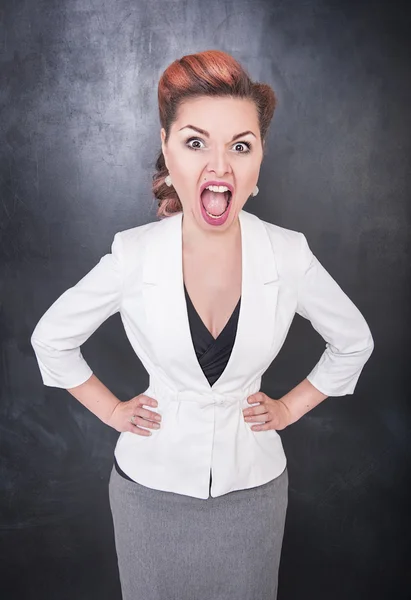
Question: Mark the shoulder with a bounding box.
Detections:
[242,209,303,246]
[116,219,159,248]
[116,214,178,246]
[110,217,171,277]
[247,212,310,274]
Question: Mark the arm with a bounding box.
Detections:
[295,232,374,397]
[66,374,121,426]
[277,378,328,425]
[280,232,374,422]
[66,374,160,434]
[244,233,374,430]
[31,232,124,413]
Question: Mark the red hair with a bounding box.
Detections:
[152,50,277,218]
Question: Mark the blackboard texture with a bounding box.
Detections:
[1,0,410,598]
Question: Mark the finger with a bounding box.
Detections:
[133,426,153,436]
[243,405,268,417]
[138,395,158,408]
[125,422,152,436]
[247,392,266,405]
[132,415,161,430]
[244,401,264,414]
[246,400,263,409]
[135,407,162,422]
[244,411,269,422]
[250,421,273,431]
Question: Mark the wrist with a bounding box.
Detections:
[276,398,298,426]
[103,399,122,427]
[278,378,329,423]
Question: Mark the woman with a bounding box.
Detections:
[31,50,374,600]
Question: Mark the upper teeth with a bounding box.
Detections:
[205,185,230,193]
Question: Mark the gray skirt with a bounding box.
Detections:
[108,464,288,600]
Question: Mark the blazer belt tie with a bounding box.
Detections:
[175,385,260,410]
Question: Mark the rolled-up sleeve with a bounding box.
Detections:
[296,232,374,397]
[30,232,124,389]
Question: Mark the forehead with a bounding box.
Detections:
[173,96,259,134]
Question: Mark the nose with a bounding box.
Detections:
[206,147,232,177]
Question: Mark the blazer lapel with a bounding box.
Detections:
[141,209,280,393]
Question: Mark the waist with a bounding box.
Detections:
[112,374,288,499]
[146,375,263,410]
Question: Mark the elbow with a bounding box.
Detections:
[328,323,374,365]
[368,334,374,356]
[30,329,43,353]
[344,327,374,369]
[30,326,53,356]
[347,317,374,359]
[350,326,374,363]
[30,330,40,352]
[30,333,47,365]
[362,326,374,360]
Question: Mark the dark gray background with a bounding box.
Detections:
[1,0,410,598]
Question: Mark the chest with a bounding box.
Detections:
[182,248,242,340]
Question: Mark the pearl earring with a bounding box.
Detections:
[252,185,259,197]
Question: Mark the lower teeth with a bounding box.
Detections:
[206,210,225,218]
[204,201,230,219]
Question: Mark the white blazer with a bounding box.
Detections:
[31,209,374,499]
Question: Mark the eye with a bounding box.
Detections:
[186,137,204,151]
[233,141,251,153]
[185,137,252,154]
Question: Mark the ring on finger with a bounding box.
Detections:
[130,414,136,424]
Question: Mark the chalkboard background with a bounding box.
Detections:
[1,0,410,598]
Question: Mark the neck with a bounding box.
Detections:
[181,212,241,254]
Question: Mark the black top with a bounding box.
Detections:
[113,284,241,482]
[183,283,241,387]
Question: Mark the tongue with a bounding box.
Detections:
[201,189,229,216]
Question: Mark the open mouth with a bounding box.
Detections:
[200,189,232,218]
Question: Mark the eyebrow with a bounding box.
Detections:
[178,125,257,142]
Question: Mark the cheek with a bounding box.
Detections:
[246,163,261,185]
[171,153,195,177]
[172,157,201,193]
[239,168,259,189]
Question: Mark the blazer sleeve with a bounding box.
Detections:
[296,232,374,397]
[30,232,124,389]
